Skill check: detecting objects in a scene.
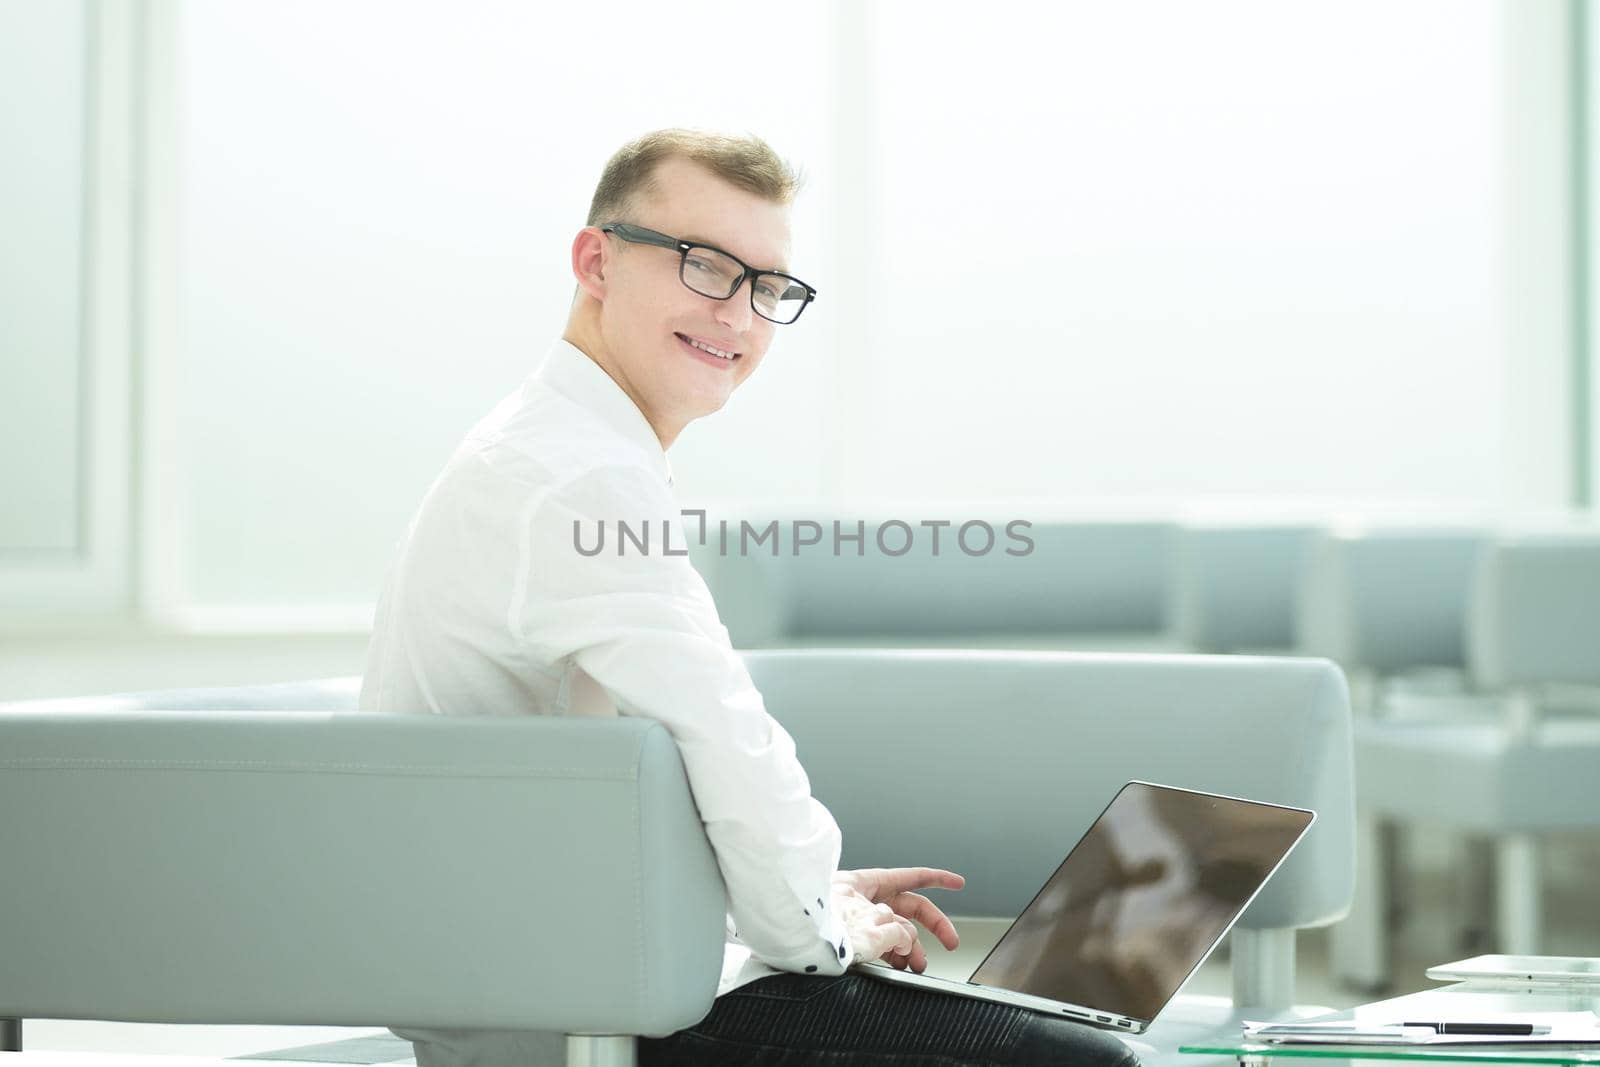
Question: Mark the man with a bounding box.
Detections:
[361,129,1138,1067]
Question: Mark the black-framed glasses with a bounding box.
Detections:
[599,222,817,325]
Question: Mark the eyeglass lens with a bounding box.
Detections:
[679,246,806,324]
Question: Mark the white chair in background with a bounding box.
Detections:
[1169,523,1320,654]
[1296,526,1490,990]
[1345,533,1600,983]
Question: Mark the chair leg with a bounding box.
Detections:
[1,1019,20,1052]
[1331,809,1390,992]
[1456,833,1495,952]
[1382,821,1406,924]
[567,1034,636,1067]
[1495,834,1541,956]
[1232,927,1296,1011]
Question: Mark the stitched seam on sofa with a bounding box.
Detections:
[0,757,636,779]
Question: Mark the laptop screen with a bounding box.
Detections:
[968,781,1314,1023]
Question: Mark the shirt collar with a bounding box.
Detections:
[535,338,674,487]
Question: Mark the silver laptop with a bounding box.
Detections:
[854,780,1315,1034]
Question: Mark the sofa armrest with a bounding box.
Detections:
[0,710,726,1036]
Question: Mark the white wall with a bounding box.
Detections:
[1589,0,1600,506]
[0,0,84,553]
[2,0,1592,684]
[863,0,1502,502]
[162,0,1524,613]
[1,0,137,629]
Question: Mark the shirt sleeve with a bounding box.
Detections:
[508,462,853,976]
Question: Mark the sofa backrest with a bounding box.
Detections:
[746,649,1352,930]
[1296,528,1487,671]
[704,519,1176,641]
[1170,525,1320,652]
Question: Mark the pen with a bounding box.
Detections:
[1401,1022,1550,1036]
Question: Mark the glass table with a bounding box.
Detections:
[1181,982,1600,1065]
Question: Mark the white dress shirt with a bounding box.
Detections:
[360,338,853,998]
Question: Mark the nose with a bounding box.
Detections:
[712,278,755,334]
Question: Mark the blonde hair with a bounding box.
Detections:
[585,128,801,226]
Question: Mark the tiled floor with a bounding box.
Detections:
[20,857,1600,1064]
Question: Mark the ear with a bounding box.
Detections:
[571,226,609,301]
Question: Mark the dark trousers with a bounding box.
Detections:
[639,973,1144,1067]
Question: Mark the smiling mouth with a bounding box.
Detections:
[675,332,741,361]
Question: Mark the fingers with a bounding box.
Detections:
[881,941,926,971]
[851,870,960,902]
[909,940,928,972]
[899,930,928,973]
[888,915,918,965]
[877,914,928,972]
[890,891,961,951]
[863,917,916,963]
[877,867,966,896]
[837,867,966,899]
[842,893,917,965]
[874,908,915,949]
[839,879,957,969]
[840,869,965,953]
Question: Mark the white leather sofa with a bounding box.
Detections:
[0,649,1352,1067]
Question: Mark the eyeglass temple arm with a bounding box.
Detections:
[599,223,683,252]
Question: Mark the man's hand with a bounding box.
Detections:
[831,867,965,973]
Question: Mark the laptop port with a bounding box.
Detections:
[1096,1015,1111,1023]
